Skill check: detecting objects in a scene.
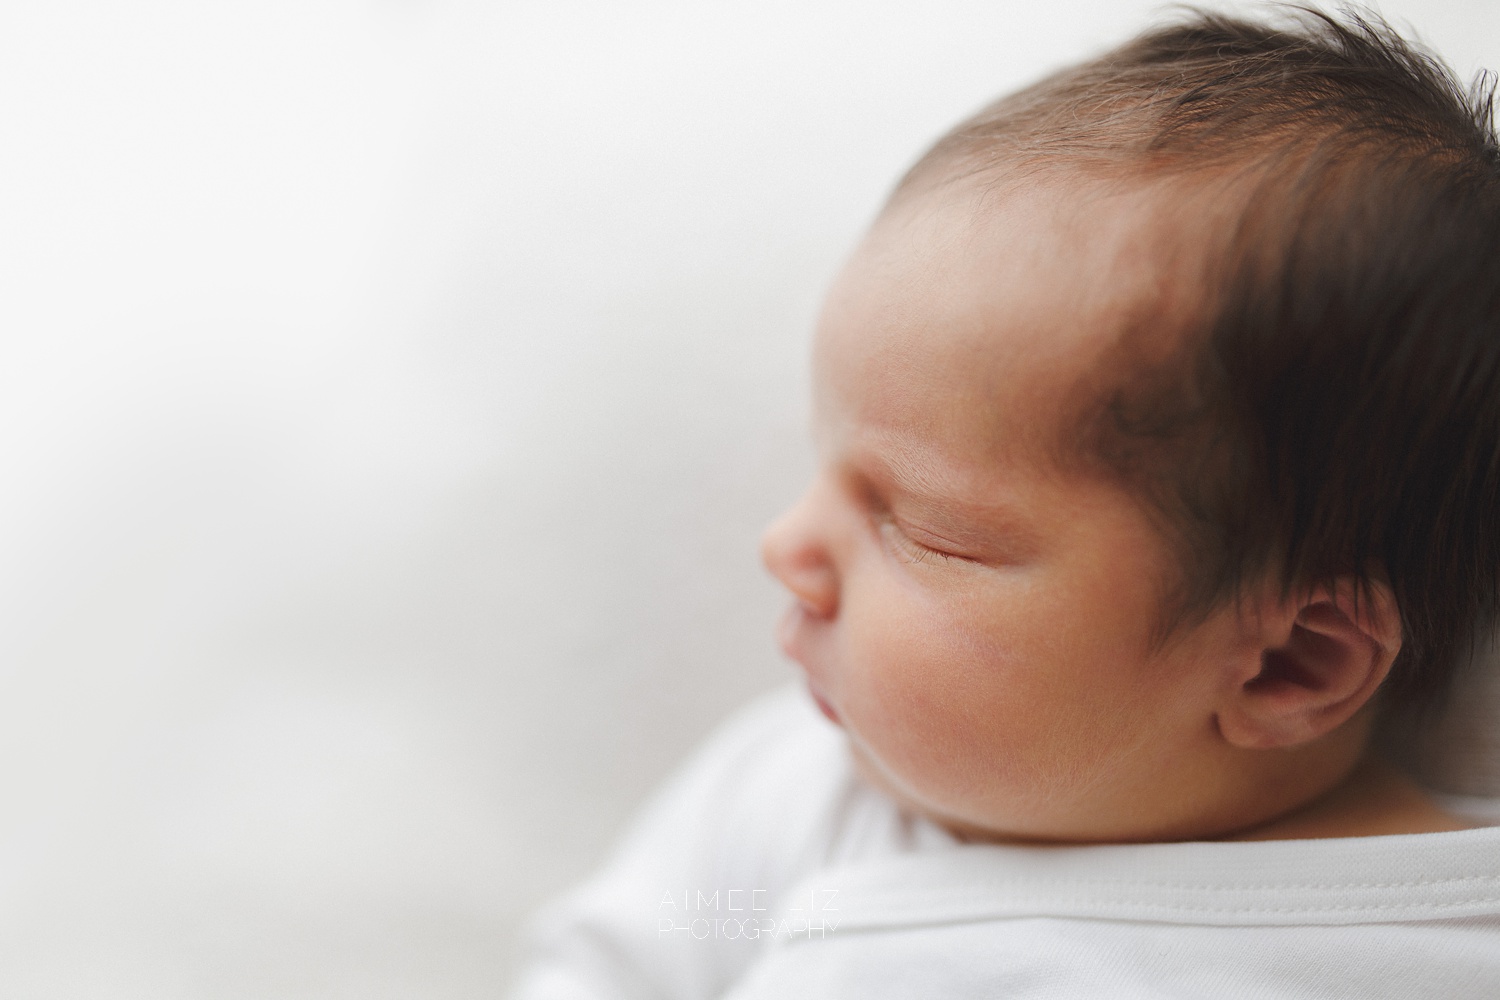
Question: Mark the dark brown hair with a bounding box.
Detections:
[904,6,1500,708]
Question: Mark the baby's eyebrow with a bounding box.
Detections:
[852,435,1037,539]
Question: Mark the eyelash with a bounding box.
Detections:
[879,519,960,565]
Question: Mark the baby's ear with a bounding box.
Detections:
[1216,579,1402,750]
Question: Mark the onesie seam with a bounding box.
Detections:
[826,894,1500,929]
[941,874,1500,892]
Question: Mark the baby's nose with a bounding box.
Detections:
[760,493,839,618]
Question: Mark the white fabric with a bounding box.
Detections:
[511,686,1500,999]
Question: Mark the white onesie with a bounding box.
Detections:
[511,685,1500,999]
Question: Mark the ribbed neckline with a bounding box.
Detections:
[783,824,1500,930]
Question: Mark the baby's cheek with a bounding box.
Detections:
[844,603,1021,807]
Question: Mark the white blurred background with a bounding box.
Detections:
[1,1,1496,995]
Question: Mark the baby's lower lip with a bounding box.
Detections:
[775,605,841,725]
[807,683,840,724]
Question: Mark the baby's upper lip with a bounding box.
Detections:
[775,602,815,668]
[776,603,840,720]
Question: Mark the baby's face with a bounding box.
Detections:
[763,177,1245,842]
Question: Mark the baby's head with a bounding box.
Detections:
[762,8,1500,843]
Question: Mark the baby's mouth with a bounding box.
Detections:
[775,604,842,725]
[774,602,810,665]
[806,683,840,724]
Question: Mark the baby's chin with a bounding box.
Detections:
[845,734,915,807]
[844,735,999,842]
[843,732,1074,845]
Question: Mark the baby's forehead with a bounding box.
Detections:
[817,171,1210,465]
[875,172,1205,331]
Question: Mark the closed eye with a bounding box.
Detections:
[878,519,969,565]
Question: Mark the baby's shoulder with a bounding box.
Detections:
[611,684,856,883]
[510,686,881,1000]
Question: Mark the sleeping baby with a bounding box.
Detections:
[511,8,1500,997]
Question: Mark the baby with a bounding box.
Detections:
[513,8,1500,998]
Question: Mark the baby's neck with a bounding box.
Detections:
[1223,755,1473,841]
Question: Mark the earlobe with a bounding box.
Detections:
[1217,580,1402,750]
